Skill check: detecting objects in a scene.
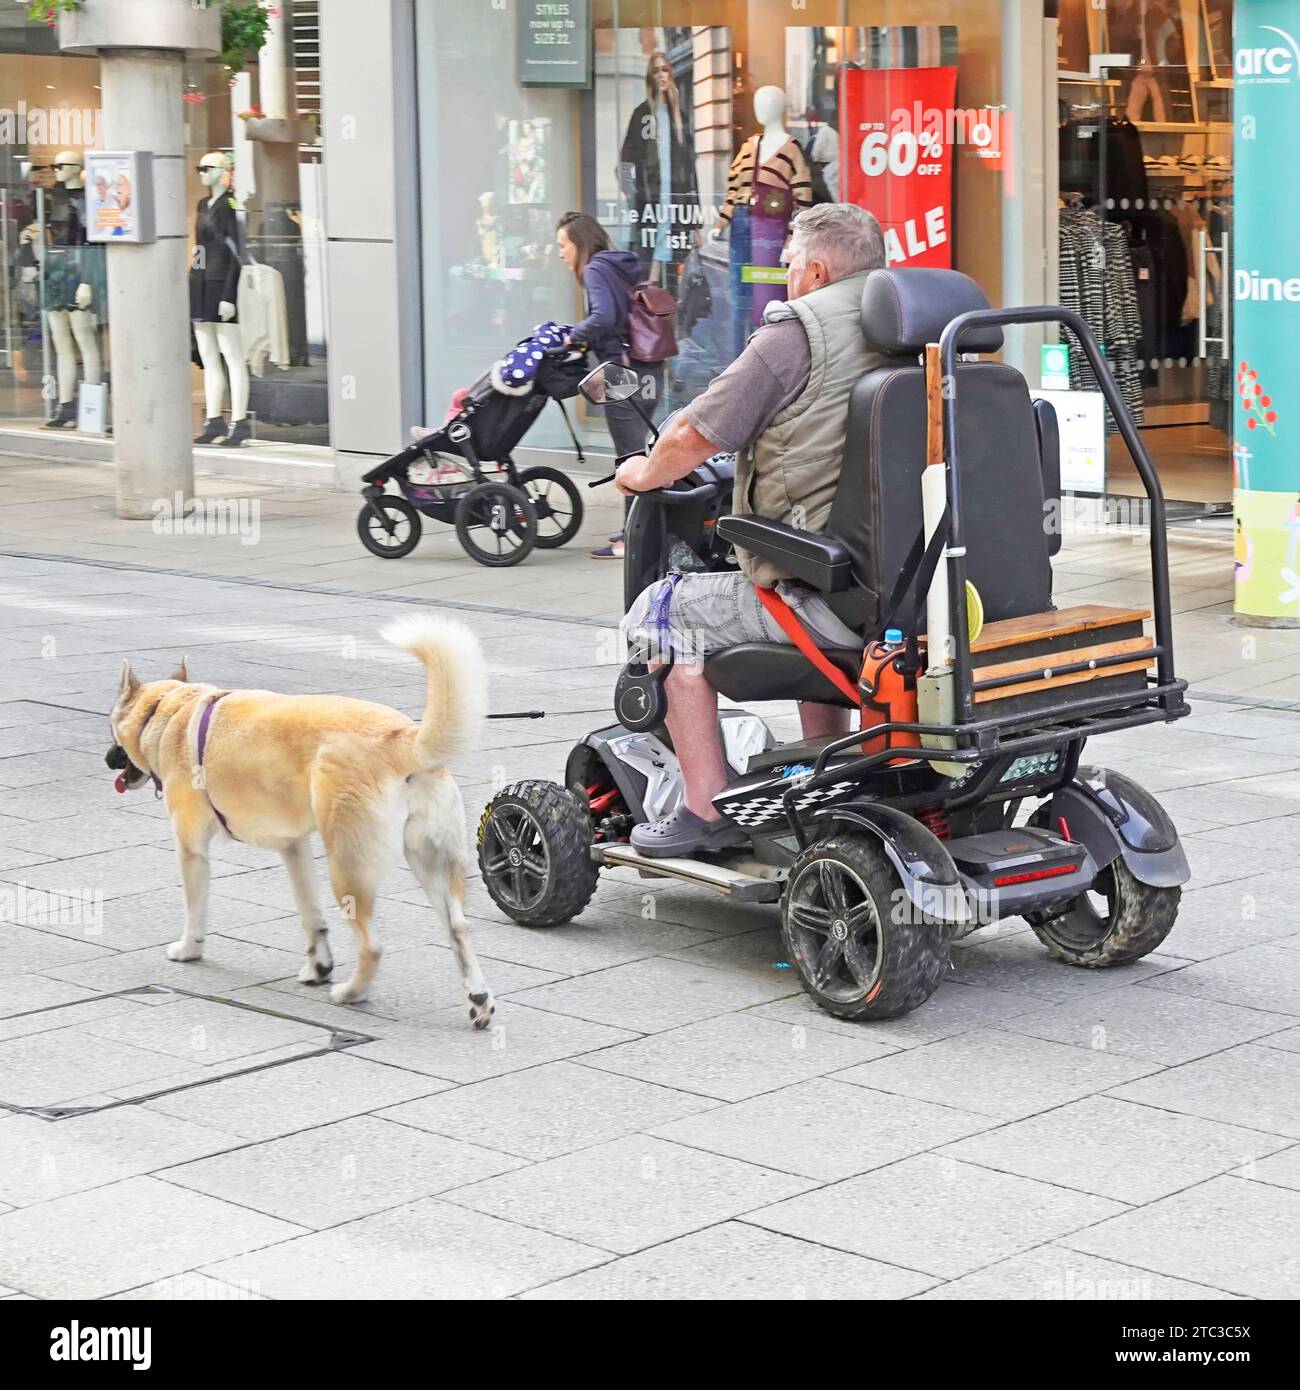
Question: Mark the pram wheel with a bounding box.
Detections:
[516,465,583,549]
[455,481,537,567]
[357,495,422,559]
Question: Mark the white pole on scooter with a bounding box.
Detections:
[918,342,963,773]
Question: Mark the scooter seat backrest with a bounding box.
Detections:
[822,268,1054,639]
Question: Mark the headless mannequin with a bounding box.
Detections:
[192,152,250,446]
[42,153,103,428]
[754,85,790,165]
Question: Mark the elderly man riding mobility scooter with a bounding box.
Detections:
[476,210,1190,1023]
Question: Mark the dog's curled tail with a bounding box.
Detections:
[381,614,487,767]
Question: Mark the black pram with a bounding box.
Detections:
[356,345,590,567]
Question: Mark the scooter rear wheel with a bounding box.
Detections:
[477,780,599,927]
[782,833,949,1021]
[1027,857,1180,966]
[455,482,537,567]
[357,495,422,558]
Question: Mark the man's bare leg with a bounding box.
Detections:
[799,701,853,740]
[664,663,729,819]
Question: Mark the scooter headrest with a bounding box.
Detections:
[861,268,1003,356]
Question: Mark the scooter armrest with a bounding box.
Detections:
[716,515,854,592]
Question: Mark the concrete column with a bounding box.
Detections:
[99,50,192,518]
[58,0,219,519]
[318,0,422,482]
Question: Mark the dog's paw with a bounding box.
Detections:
[297,956,333,985]
[330,982,367,1006]
[166,940,203,962]
[467,989,496,1031]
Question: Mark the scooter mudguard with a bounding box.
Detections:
[812,801,971,926]
[1047,766,1190,889]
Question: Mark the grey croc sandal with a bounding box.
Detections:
[630,804,746,859]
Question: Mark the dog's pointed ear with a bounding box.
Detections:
[118,660,139,700]
[170,655,189,683]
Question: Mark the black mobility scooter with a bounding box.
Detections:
[356,344,589,567]
[477,269,1191,1022]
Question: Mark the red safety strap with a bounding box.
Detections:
[756,586,861,705]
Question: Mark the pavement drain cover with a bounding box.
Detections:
[0,986,372,1121]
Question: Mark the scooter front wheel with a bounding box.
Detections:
[357,495,421,558]
[455,482,537,566]
[477,780,599,927]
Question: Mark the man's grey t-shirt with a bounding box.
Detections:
[680,319,812,454]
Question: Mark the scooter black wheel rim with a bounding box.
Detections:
[516,466,583,548]
[785,858,884,1005]
[479,803,550,912]
[455,482,537,567]
[357,496,421,558]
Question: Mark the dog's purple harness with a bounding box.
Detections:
[197,693,237,839]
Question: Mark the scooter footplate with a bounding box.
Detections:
[592,845,782,902]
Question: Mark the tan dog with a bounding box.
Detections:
[107,615,495,1028]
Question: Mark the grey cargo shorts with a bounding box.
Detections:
[621,570,860,671]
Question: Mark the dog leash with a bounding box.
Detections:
[196,692,238,839]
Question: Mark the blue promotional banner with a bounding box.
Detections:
[1233,1,1300,622]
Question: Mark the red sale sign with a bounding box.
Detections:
[839,66,959,269]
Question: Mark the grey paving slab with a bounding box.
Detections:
[745,981,1043,1047]
[260,942,560,1021]
[505,956,800,1034]
[45,935,303,995]
[346,1003,639,1083]
[381,1060,716,1161]
[0,924,112,974]
[163,1113,525,1228]
[107,1272,267,1300]
[80,995,332,1066]
[1259,1023,1300,1052]
[144,1051,451,1141]
[946,934,1187,1001]
[0,1027,212,1109]
[0,994,150,1043]
[1062,1175,1300,1299]
[914,1246,1242,1300]
[576,1011,897,1102]
[1147,872,1300,960]
[0,1174,303,1299]
[462,915,720,976]
[522,1220,935,1300]
[651,1077,996,1182]
[1241,1144,1300,1193]
[0,973,101,1018]
[204,1196,606,1299]
[831,1028,1160,1120]
[1107,1043,1300,1139]
[0,1106,240,1206]
[444,1135,813,1254]
[998,986,1296,1065]
[10,845,244,898]
[1141,942,1300,1016]
[939,1095,1288,1204]
[750,1152,1126,1280]
[29,885,292,952]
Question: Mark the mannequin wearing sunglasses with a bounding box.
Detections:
[37,153,105,429]
[190,152,250,447]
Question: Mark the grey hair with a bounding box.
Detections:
[788,203,885,279]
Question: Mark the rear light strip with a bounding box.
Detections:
[992,861,1084,888]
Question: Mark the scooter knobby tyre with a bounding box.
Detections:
[477,780,599,927]
[1027,856,1179,966]
[357,495,422,558]
[782,833,949,1022]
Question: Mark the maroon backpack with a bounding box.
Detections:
[627,281,679,364]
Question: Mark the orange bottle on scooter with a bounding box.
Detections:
[859,628,920,760]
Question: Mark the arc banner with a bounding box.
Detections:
[839,66,958,268]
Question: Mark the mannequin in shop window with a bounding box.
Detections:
[712,86,813,352]
[191,152,251,448]
[32,152,107,429]
[619,49,700,288]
